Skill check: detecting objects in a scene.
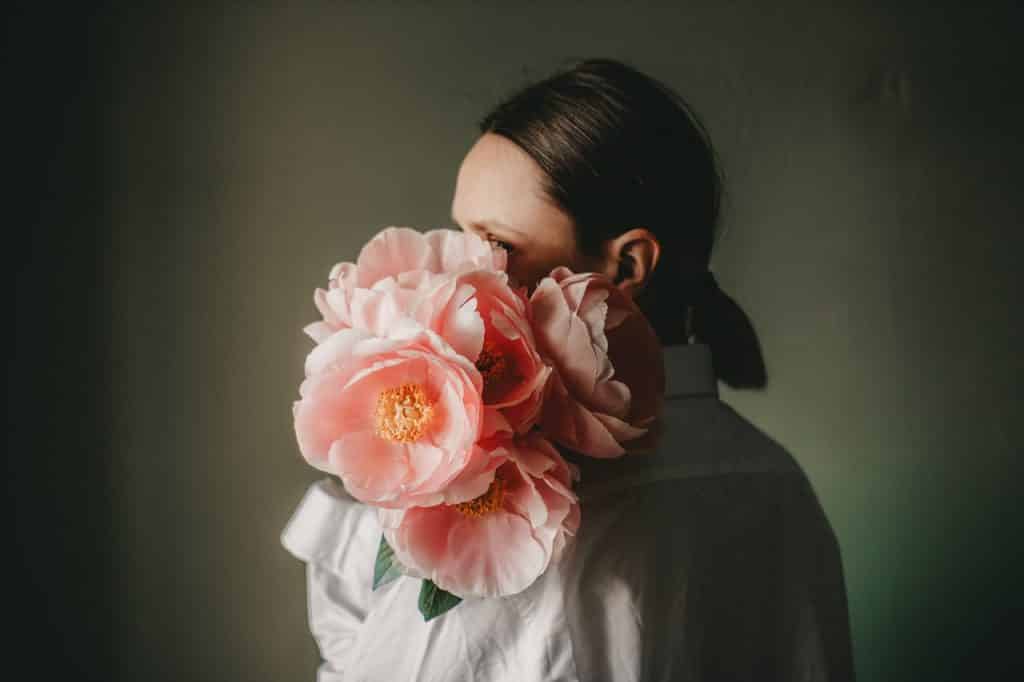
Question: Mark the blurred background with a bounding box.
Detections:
[8,1,1022,680]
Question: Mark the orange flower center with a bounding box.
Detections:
[453,476,506,518]
[374,383,434,443]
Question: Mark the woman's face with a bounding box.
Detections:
[450,133,600,292]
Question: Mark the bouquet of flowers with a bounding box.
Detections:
[292,226,664,620]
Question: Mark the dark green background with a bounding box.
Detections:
[9,2,1021,680]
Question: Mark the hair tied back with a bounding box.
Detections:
[684,269,720,309]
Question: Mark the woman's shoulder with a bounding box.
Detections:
[667,396,809,480]
[704,400,839,534]
[570,396,810,508]
[568,398,841,574]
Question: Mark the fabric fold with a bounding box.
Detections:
[281,477,376,564]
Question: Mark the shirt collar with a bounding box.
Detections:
[663,342,718,399]
[561,341,722,502]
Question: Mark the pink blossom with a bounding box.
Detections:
[529,267,665,458]
[378,433,581,598]
[303,227,506,343]
[292,325,492,508]
[422,228,508,275]
[305,228,549,434]
[421,269,550,434]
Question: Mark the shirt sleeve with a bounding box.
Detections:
[280,478,381,682]
[779,474,857,682]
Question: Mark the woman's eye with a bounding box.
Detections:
[487,236,515,254]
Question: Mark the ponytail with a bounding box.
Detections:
[639,268,767,390]
[692,279,766,389]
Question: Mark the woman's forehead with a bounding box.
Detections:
[452,134,567,235]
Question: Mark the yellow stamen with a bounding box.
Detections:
[453,477,506,518]
[374,383,434,443]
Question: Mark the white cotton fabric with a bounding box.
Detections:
[281,343,856,681]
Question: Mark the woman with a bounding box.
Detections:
[282,57,855,681]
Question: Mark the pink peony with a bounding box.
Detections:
[378,432,581,598]
[339,226,506,290]
[310,267,548,416]
[529,267,665,458]
[292,325,494,508]
[421,269,550,434]
[303,227,506,343]
[422,228,508,275]
[304,228,549,435]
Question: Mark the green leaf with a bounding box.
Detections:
[418,579,463,621]
[372,534,404,591]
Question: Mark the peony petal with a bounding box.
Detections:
[498,365,550,434]
[505,433,560,478]
[322,286,353,327]
[605,307,665,425]
[293,368,367,467]
[304,327,375,377]
[401,441,447,490]
[348,287,408,336]
[328,261,358,287]
[480,407,513,441]
[534,476,574,530]
[504,463,549,529]
[592,411,648,443]
[587,376,632,419]
[302,320,335,344]
[356,226,432,287]
[437,512,548,597]
[489,308,521,341]
[530,278,605,397]
[434,281,485,363]
[389,505,459,576]
[424,380,465,453]
[313,287,343,327]
[541,383,627,459]
[424,228,507,273]
[438,447,505,505]
[329,431,411,504]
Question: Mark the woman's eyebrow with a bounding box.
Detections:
[482,219,522,235]
[455,217,521,236]
[450,209,524,237]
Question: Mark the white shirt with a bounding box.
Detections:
[281,343,856,681]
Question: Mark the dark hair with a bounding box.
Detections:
[479,57,765,389]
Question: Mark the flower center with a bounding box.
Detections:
[374,383,434,443]
[475,340,518,402]
[453,476,506,518]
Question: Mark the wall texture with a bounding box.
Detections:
[10,1,1022,680]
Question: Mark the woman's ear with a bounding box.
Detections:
[607,228,661,298]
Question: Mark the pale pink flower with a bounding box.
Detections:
[292,325,492,508]
[422,227,508,274]
[379,271,484,360]
[303,227,506,343]
[529,267,665,458]
[378,433,581,598]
